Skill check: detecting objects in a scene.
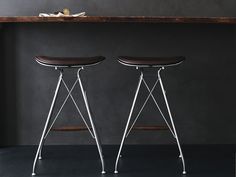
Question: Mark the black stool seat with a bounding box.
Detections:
[118,56,185,67]
[35,56,105,67]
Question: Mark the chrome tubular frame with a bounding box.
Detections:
[32,67,105,175]
[114,71,143,174]
[32,71,62,176]
[77,68,105,174]
[158,68,186,174]
[114,67,186,175]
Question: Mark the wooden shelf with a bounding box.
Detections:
[0,16,236,24]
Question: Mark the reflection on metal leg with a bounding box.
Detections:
[32,72,63,176]
[158,69,186,174]
[77,69,106,174]
[114,72,143,173]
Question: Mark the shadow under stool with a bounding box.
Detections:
[114,56,186,175]
[32,56,106,175]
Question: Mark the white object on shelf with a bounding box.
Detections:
[39,12,86,17]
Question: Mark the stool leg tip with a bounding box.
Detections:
[101,171,106,174]
[32,173,36,176]
[38,156,42,160]
[114,170,118,174]
[182,171,187,175]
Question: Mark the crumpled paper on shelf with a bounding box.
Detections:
[39,12,86,17]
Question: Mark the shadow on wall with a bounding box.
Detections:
[1,24,18,145]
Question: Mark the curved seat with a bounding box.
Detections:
[35,56,105,67]
[118,56,185,67]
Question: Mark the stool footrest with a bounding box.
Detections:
[52,126,91,131]
[133,125,168,131]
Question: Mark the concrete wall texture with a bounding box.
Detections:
[1,0,236,145]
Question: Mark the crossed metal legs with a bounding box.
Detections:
[114,67,186,174]
[32,68,105,176]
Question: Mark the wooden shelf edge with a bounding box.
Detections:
[0,16,236,24]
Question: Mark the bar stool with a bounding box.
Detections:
[114,56,186,174]
[32,56,106,175]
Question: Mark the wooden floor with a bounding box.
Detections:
[0,145,234,177]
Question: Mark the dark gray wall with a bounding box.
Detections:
[1,0,236,145]
[1,0,236,17]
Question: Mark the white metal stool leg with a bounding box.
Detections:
[77,69,106,174]
[32,72,63,176]
[114,72,143,174]
[158,68,186,175]
[125,76,159,138]
[38,73,96,160]
[142,78,176,138]
[38,77,78,160]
